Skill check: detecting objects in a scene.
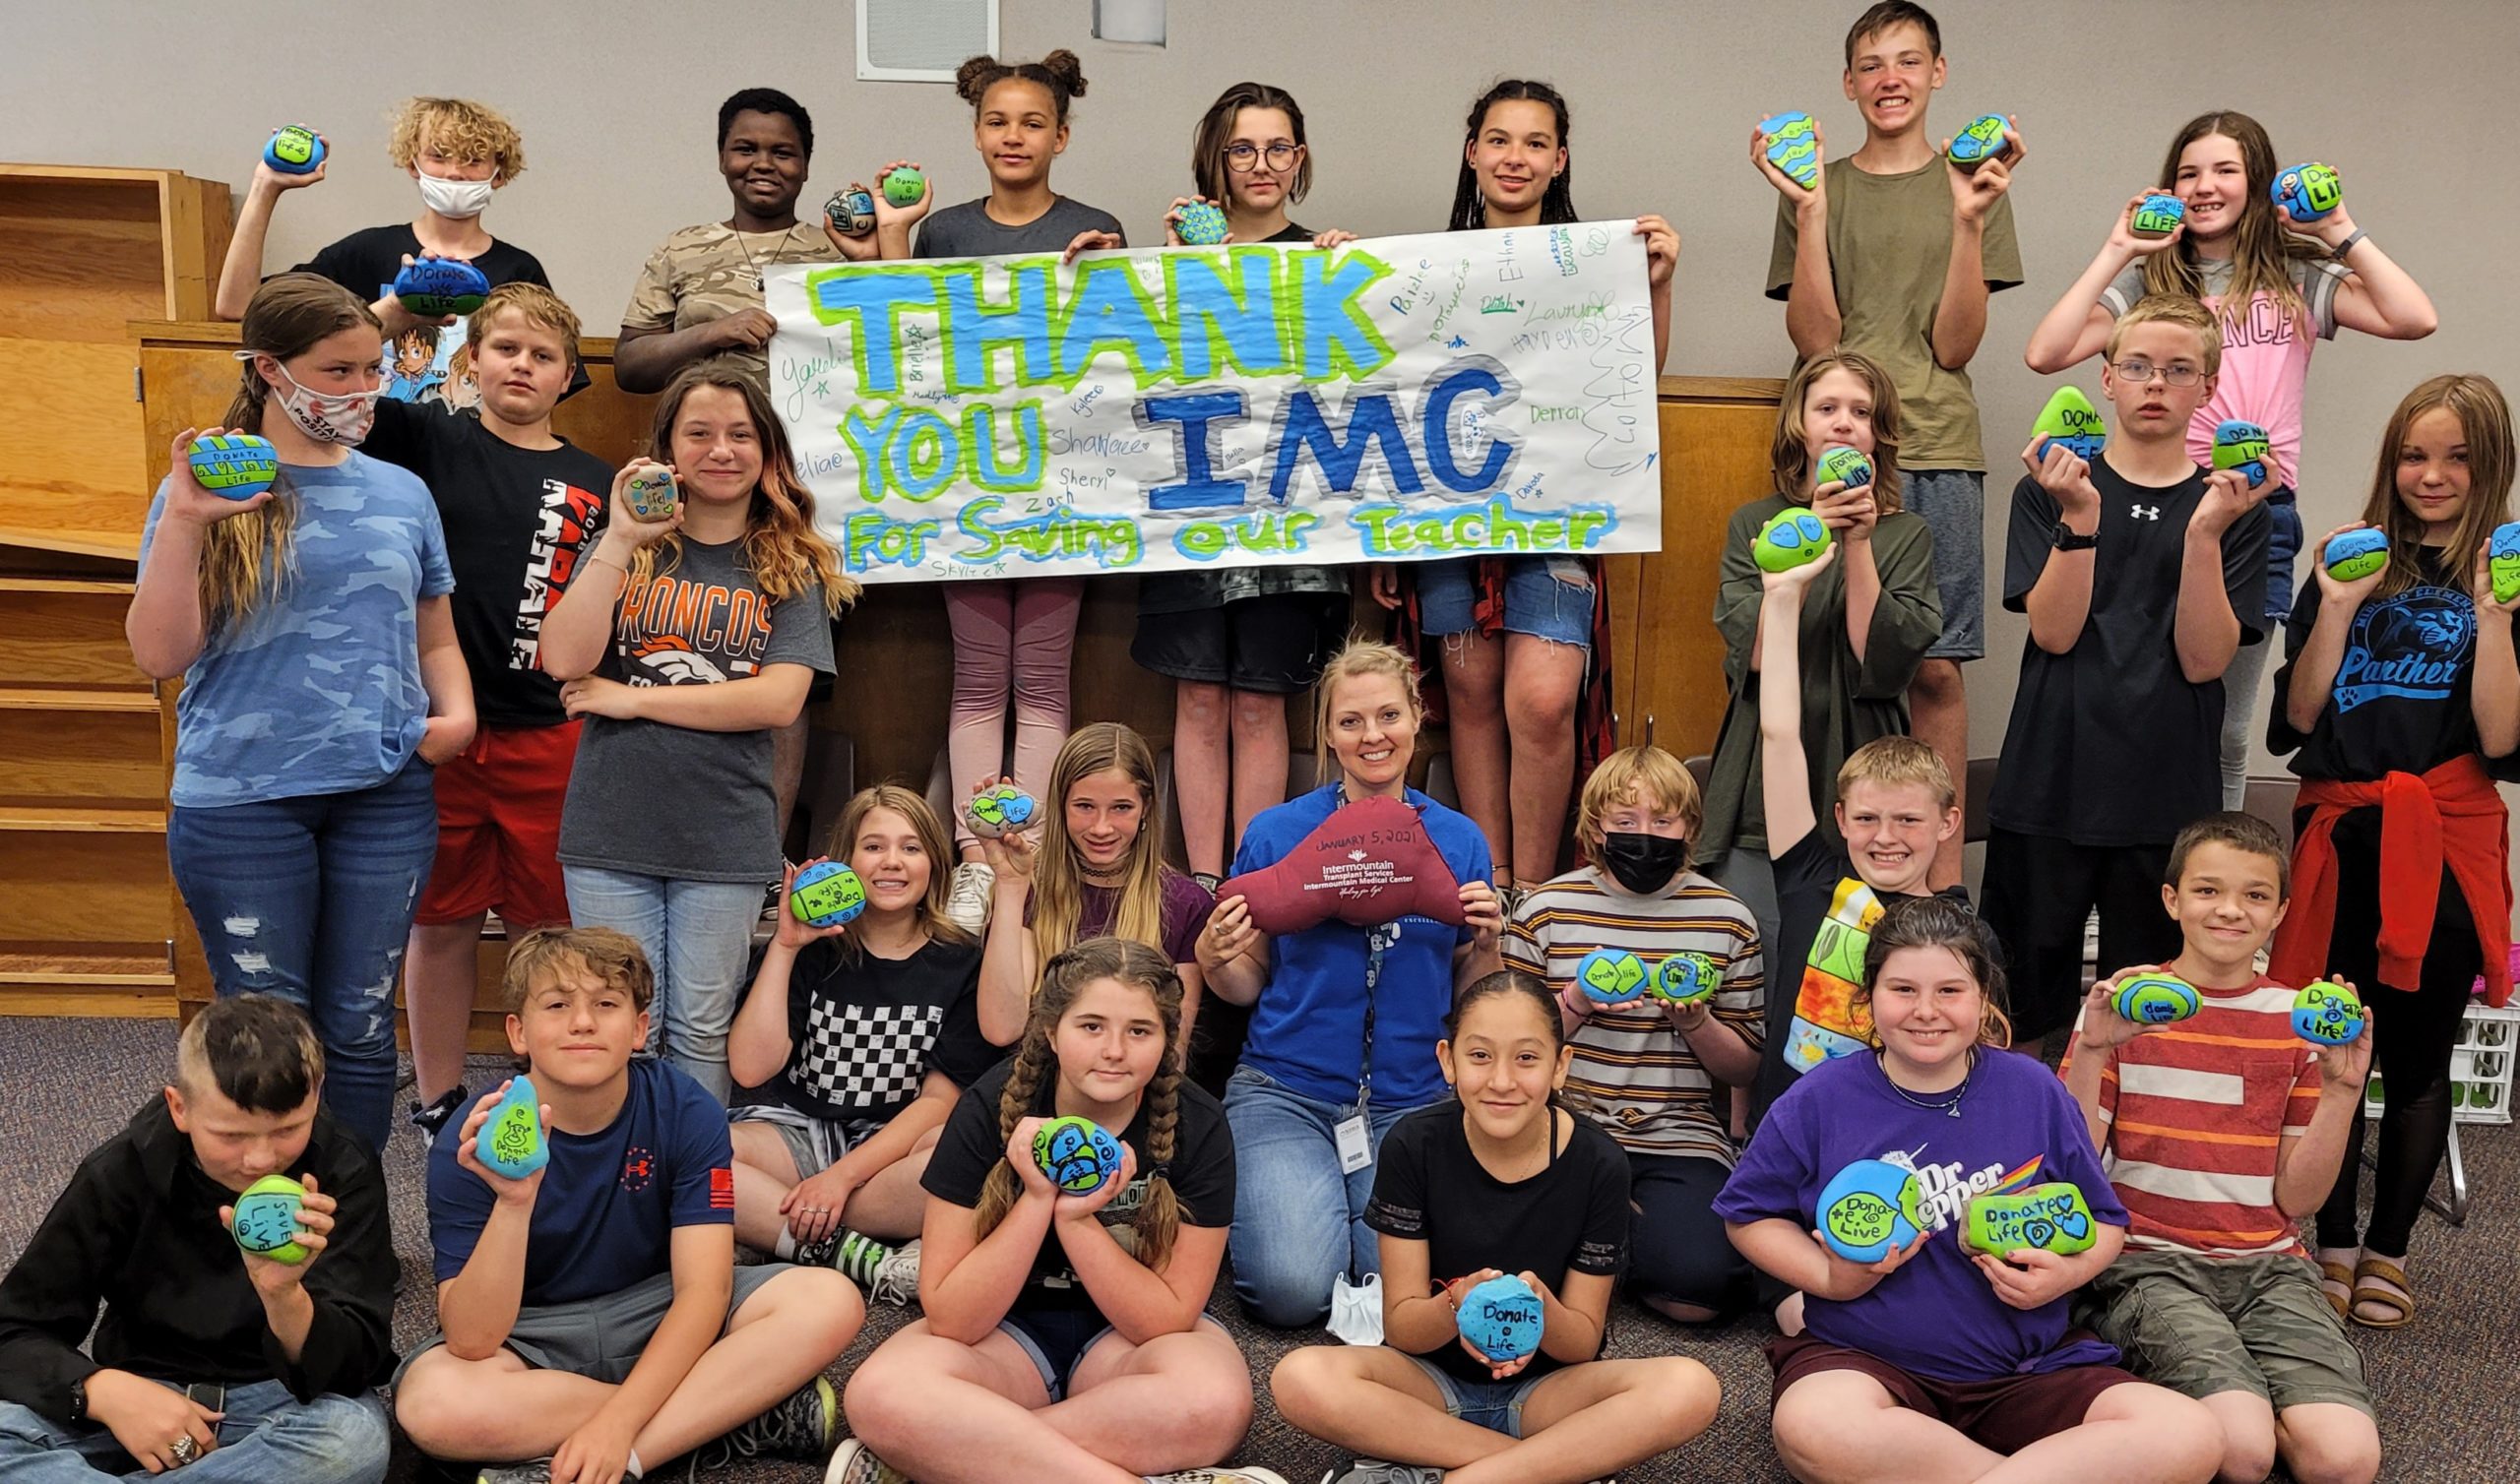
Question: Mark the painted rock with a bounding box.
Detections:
[2112,972,2200,1025]
[2493,522,2520,605]
[229,1174,308,1264]
[1032,1114,1123,1195]
[1755,508,1833,575]
[1759,110,1821,190]
[2130,193,2184,238]
[1175,201,1229,246]
[2271,161,2342,223]
[1817,1157,1925,1264]
[964,783,1040,839]
[790,861,867,928]
[623,467,678,523]
[263,126,325,175]
[2213,419,2272,489]
[1946,113,2011,172]
[1574,947,1650,1005]
[187,433,279,499]
[881,166,926,208]
[1650,950,1718,1006]
[2033,387,2108,462]
[476,1075,549,1180]
[2292,979,2367,1046]
[2323,527,2389,584]
[393,257,490,318]
[1961,1182,2097,1257]
[825,185,877,237]
[1456,1273,1544,1362]
[1815,444,1873,491]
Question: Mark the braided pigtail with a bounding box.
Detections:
[971,1026,1053,1240]
[1129,1056,1184,1272]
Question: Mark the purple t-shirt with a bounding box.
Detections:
[1713,1047,2127,1384]
[1073,872,1213,966]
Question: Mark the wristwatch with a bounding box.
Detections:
[2053,525,2100,551]
[2330,227,2367,262]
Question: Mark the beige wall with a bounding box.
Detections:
[9,0,2516,781]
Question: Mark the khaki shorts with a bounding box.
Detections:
[2076,1249,2373,1416]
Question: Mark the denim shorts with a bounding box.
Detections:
[1415,556,1594,649]
[1901,468,1985,661]
[1404,1353,1550,1439]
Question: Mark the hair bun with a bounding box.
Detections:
[1040,47,1088,97]
[953,54,1003,103]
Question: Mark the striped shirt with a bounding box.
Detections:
[1504,867,1764,1163]
[2060,974,2322,1258]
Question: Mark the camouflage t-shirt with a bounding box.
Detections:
[619,222,832,388]
[141,453,454,808]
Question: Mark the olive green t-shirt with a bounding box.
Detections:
[620,221,832,389]
[1766,155,2022,471]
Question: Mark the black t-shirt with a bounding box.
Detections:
[1363,1102,1629,1385]
[921,1059,1233,1318]
[362,401,611,727]
[755,936,996,1124]
[1989,457,2270,845]
[293,223,550,301]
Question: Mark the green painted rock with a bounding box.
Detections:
[230,1174,308,1264]
[2493,522,2520,604]
[1651,951,1718,1005]
[1817,1157,1925,1263]
[1575,947,1650,1005]
[476,1075,548,1179]
[791,861,867,928]
[2271,161,2341,223]
[2213,420,2272,489]
[2323,527,2388,584]
[2034,387,2107,462]
[1032,1114,1122,1195]
[1946,113,2011,171]
[1760,110,1820,189]
[2292,980,2366,1046]
[188,433,279,499]
[2131,192,2184,238]
[1816,445,1872,490]
[1962,1182,2097,1256]
[1755,508,1833,574]
[2112,972,2200,1024]
[881,166,926,207]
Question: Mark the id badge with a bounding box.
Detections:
[1335,1113,1373,1174]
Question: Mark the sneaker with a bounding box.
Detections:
[1191,871,1224,897]
[1149,1469,1292,1484]
[475,1462,553,1484]
[688,1376,836,1472]
[827,1438,914,1484]
[1322,1464,1441,1484]
[410,1084,468,1151]
[866,1238,921,1307]
[944,861,995,933]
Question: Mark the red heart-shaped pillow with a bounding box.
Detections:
[1221,794,1468,935]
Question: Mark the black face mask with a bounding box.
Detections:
[1601,832,1686,895]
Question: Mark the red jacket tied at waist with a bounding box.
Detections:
[2270,755,2512,1007]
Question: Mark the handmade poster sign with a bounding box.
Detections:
[766,224,1662,583]
[1217,794,1466,934]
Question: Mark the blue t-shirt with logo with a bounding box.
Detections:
[1232,785,1491,1109]
[141,453,454,808]
[1714,1047,2128,1384]
[426,1059,734,1306]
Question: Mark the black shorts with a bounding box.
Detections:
[1131,590,1350,694]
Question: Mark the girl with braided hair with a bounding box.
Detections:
[832,938,1279,1484]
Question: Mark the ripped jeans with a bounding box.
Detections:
[167,760,437,1152]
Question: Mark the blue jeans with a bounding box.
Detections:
[0,1382,388,1484]
[1415,556,1595,649]
[562,867,761,1102]
[1224,1064,1418,1327]
[167,762,438,1152]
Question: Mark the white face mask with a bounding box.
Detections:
[248,354,383,445]
[416,168,494,220]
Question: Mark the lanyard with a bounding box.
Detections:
[1357,923,1394,1109]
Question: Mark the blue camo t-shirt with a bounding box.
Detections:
[140,454,453,808]
[1233,786,1491,1109]
[1713,1047,2128,1385]
[426,1058,734,1306]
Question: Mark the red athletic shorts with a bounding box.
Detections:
[415,721,579,928]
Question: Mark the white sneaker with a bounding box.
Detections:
[828,1438,913,1483]
[1149,1469,1292,1484]
[945,861,995,934]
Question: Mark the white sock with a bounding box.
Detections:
[625,1448,644,1477]
[772,1228,798,1260]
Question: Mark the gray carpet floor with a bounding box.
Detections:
[3,1018,2510,1482]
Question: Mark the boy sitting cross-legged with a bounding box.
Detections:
[2061,813,2381,1484]
[394,927,861,1483]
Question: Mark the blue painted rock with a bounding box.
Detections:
[476,1075,549,1180]
[790,861,867,928]
[2270,161,2342,223]
[263,126,325,175]
[2323,527,2389,584]
[1755,508,1833,574]
[1962,1182,2097,1257]
[393,257,490,317]
[187,433,279,499]
[229,1174,308,1264]
[1815,445,1873,491]
[964,783,1039,839]
[1651,950,1719,1006]
[1033,1114,1123,1195]
[1946,113,2011,172]
[1456,1273,1544,1362]
[881,166,926,208]
[825,186,878,237]
[2033,387,2108,462]
[1175,201,1228,246]
[2130,193,2185,238]
[1759,110,1821,190]
[2292,980,2367,1046]
[2213,419,2272,489]
[1817,1157,1925,1264]
[2112,972,2200,1025]
[2493,522,2520,605]
[1574,947,1650,1005]
[623,467,679,523]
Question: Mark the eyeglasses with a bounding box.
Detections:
[1224,142,1300,173]
[2112,358,2204,388]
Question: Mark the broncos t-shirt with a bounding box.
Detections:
[556,534,833,882]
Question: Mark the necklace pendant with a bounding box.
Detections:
[1947,1101,1963,1117]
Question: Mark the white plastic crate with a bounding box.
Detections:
[2363,1002,2518,1125]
